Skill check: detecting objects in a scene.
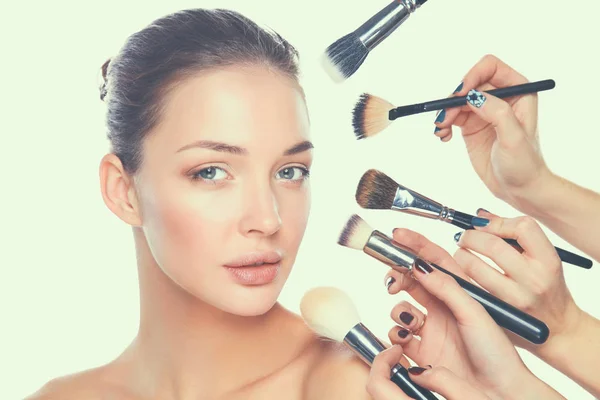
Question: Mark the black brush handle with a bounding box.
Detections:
[430,262,549,344]
[451,211,592,269]
[390,364,439,400]
[389,79,555,119]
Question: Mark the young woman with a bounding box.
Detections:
[27,8,373,399]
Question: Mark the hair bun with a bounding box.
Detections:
[99,58,111,101]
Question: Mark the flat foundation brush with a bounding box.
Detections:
[352,79,556,139]
[355,169,593,269]
[337,214,550,344]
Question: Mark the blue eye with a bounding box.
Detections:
[277,166,310,181]
[192,166,228,181]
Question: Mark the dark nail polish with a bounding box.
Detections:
[434,109,446,123]
[397,328,410,338]
[408,367,428,375]
[453,82,464,93]
[434,126,441,134]
[454,231,463,242]
[466,89,486,108]
[476,208,489,214]
[385,276,396,290]
[414,258,434,275]
[471,216,490,227]
[400,312,414,325]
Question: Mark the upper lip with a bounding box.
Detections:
[224,251,282,267]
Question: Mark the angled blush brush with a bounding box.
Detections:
[355,169,593,269]
[337,214,550,345]
[300,287,438,400]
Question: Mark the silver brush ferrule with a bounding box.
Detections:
[364,230,417,271]
[391,185,456,223]
[356,0,419,50]
[343,322,386,365]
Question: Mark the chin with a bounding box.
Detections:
[214,285,283,317]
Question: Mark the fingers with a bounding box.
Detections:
[367,346,414,400]
[407,365,491,400]
[471,212,560,268]
[453,247,521,299]
[411,259,490,326]
[461,54,529,95]
[454,228,528,281]
[390,301,426,335]
[464,90,529,150]
[392,228,472,282]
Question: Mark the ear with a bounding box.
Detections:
[99,153,142,226]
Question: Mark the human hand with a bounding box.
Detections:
[433,54,553,209]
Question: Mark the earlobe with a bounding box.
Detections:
[99,154,143,226]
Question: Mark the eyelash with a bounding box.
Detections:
[190,165,310,185]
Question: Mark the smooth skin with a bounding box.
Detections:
[381,228,564,400]
[454,212,600,398]
[434,54,600,263]
[27,66,373,400]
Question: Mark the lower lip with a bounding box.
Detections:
[224,263,281,285]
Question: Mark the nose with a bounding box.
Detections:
[239,184,282,237]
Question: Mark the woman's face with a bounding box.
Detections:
[135,66,312,316]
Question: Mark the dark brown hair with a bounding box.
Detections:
[99,8,300,174]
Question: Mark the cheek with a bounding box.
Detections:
[278,184,311,247]
[142,184,241,269]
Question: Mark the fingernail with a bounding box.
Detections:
[471,216,490,227]
[454,231,463,242]
[453,82,464,93]
[434,126,441,134]
[414,259,433,275]
[385,276,396,291]
[392,228,399,234]
[466,89,486,108]
[434,109,446,123]
[408,367,428,375]
[400,312,414,325]
[476,208,489,214]
[398,328,410,338]
[426,365,432,369]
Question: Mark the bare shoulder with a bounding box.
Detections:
[24,366,137,400]
[304,339,373,400]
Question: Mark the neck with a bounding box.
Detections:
[119,228,315,399]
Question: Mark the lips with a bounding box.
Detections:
[224,251,282,268]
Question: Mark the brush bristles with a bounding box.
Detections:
[300,286,361,343]
[356,169,399,210]
[351,94,394,139]
[323,32,368,82]
[337,214,374,251]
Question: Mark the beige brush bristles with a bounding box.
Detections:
[351,93,394,140]
[300,287,362,343]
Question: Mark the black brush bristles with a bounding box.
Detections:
[323,32,368,82]
[337,214,363,247]
[351,93,394,139]
[355,169,398,210]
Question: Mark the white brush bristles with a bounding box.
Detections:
[300,287,362,343]
[337,214,374,251]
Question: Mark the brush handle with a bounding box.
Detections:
[388,79,555,119]
[390,364,439,400]
[430,262,549,344]
[450,211,593,269]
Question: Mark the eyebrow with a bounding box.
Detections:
[176,140,314,156]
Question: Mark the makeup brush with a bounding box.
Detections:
[322,0,429,83]
[352,79,556,139]
[355,169,593,269]
[300,287,438,400]
[337,214,550,344]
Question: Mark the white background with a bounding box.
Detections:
[2,0,600,398]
